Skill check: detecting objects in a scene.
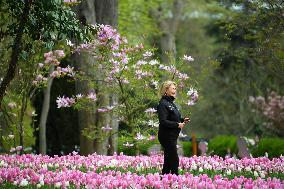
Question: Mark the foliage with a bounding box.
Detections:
[191,0,284,137]
[117,136,159,156]
[118,0,160,46]
[208,135,237,157]
[0,0,92,153]
[181,141,193,157]
[251,137,284,158]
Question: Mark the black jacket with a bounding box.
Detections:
[157,95,184,140]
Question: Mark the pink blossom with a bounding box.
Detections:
[87,92,97,102]
[145,108,157,113]
[97,108,109,113]
[8,102,17,109]
[178,73,189,80]
[183,54,194,62]
[54,50,65,58]
[123,142,134,147]
[148,135,156,141]
[56,96,75,108]
[135,132,146,140]
[143,51,153,58]
[187,100,196,106]
[38,63,44,68]
[16,146,23,151]
[9,148,16,153]
[101,125,112,131]
[76,94,83,99]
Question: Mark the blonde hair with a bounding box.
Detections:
[160,80,176,96]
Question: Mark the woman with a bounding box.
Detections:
[157,81,189,175]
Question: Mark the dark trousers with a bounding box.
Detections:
[159,138,179,175]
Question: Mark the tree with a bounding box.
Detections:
[0,0,90,154]
[0,0,87,107]
[192,0,284,137]
[74,0,118,155]
[56,24,198,155]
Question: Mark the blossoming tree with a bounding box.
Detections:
[56,24,199,154]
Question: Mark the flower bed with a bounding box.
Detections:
[0,153,283,188]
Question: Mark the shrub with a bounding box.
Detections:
[181,141,192,157]
[118,136,158,156]
[208,135,237,157]
[252,138,284,158]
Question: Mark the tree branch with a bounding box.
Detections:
[0,0,32,109]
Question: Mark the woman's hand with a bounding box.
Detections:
[178,122,185,129]
[184,117,190,123]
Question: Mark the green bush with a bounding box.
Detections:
[208,135,237,157]
[118,137,195,157]
[118,136,158,156]
[181,141,192,157]
[252,138,284,158]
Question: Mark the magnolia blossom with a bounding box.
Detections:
[145,108,157,113]
[50,66,75,78]
[97,108,110,113]
[8,134,14,139]
[64,0,78,3]
[54,50,65,58]
[121,56,129,64]
[112,52,123,58]
[76,94,83,99]
[87,92,97,102]
[16,146,23,151]
[44,51,59,65]
[183,54,194,62]
[177,73,189,80]
[159,64,177,74]
[143,51,153,58]
[121,79,130,84]
[107,105,115,110]
[136,60,147,66]
[148,120,159,128]
[32,74,48,86]
[38,63,44,68]
[187,87,199,105]
[149,60,159,65]
[187,100,196,106]
[56,96,75,108]
[8,102,17,109]
[123,142,134,147]
[9,148,16,153]
[250,91,284,136]
[66,39,74,47]
[102,125,112,131]
[147,135,156,141]
[151,80,159,89]
[135,132,146,140]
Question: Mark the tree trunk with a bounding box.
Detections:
[94,0,118,25]
[74,53,96,155]
[75,0,97,155]
[93,88,109,155]
[75,0,118,155]
[0,0,31,108]
[107,94,118,155]
[153,0,183,65]
[18,90,28,150]
[94,0,118,155]
[39,66,54,155]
